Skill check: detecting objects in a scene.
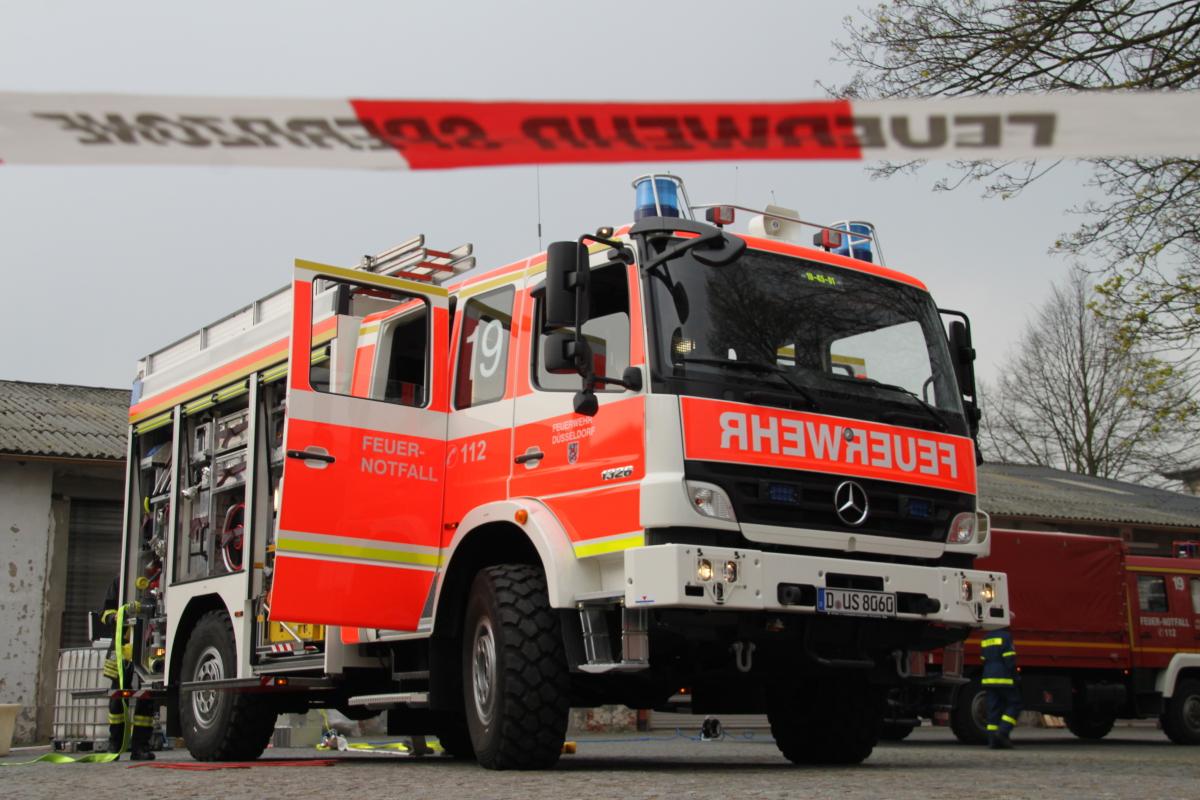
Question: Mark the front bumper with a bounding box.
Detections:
[624,544,1009,629]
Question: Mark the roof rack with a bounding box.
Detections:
[353,235,474,285]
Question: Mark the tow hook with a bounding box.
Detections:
[733,640,756,673]
[892,649,912,678]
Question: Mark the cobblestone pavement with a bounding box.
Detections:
[3,725,1198,800]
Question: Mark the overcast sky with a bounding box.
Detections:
[0,1,1100,392]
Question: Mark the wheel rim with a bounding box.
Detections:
[472,616,497,726]
[191,645,226,729]
[1182,693,1200,733]
[970,690,989,733]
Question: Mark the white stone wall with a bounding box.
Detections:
[0,460,55,744]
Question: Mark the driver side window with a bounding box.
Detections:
[534,264,630,392]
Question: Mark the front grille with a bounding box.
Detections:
[685,460,973,544]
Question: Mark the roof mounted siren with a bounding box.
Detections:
[632,174,693,222]
[830,222,880,264]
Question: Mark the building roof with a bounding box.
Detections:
[978,462,1200,530]
[0,380,129,461]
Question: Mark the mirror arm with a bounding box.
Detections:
[578,233,634,265]
[641,228,723,272]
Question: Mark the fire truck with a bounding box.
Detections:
[885,528,1200,744]
[115,174,1007,769]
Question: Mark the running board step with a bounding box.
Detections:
[347,692,429,710]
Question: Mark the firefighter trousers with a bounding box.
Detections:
[104,658,154,750]
[986,685,1022,744]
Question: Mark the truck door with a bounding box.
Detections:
[1131,569,1175,669]
[510,258,647,559]
[272,260,449,632]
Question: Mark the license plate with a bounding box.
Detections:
[817,588,896,618]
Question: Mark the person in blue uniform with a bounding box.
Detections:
[980,618,1021,749]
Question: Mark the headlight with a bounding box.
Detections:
[981,583,995,603]
[723,560,738,582]
[697,559,714,581]
[947,512,976,544]
[686,481,737,522]
[961,580,973,601]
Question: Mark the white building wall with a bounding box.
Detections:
[0,460,55,743]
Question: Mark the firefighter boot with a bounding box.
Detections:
[990,732,1014,750]
[130,743,157,761]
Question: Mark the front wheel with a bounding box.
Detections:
[462,564,570,770]
[768,675,886,764]
[879,722,917,741]
[1064,706,1116,740]
[1161,678,1200,745]
[949,679,989,745]
[179,610,277,761]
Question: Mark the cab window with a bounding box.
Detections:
[535,264,629,392]
[454,287,515,409]
[1137,575,1169,613]
[310,279,430,408]
[1190,577,1200,614]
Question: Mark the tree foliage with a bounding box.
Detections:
[829,1,1200,360]
[980,267,1197,483]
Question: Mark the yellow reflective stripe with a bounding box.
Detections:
[982,678,1014,684]
[277,537,443,567]
[981,637,1003,647]
[573,533,645,558]
[1002,715,1018,725]
[132,716,155,727]
[108,713,125,723]
[1002,651,1017,657]
[101,610,116,623]
[987,724,999,730]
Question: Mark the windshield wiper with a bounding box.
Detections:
[828,374,949,432]
[676,357,822,411]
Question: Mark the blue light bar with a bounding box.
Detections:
[833,223,874,263]
[634,177,681,221]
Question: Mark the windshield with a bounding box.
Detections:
[645,245,967,435]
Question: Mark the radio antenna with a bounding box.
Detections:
[536,164,543,252]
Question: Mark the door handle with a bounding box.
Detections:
[287,449,336,464]
[1140,632,1153,639]
[515,450,545,464]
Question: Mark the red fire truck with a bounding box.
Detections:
[886,528,1200,744]
[114,174,1007,769]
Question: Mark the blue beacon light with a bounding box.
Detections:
[834,223,874,263]
[633,177,681,221]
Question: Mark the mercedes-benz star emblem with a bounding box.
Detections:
[834,480,870,526]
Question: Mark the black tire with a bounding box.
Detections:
[879,722,917,741]
[435,719,476,759]
[768,675,886,765]
[462,565,570,770]
[949,680,990,745]
[1064,706,1116,740]
[1161,678,1200,745]
[179,610,278,761]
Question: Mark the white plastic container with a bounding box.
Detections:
[0,704,20,756]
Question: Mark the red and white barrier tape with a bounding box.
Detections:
[2,91,1197,169]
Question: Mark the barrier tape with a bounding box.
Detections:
[1,91,1197,169]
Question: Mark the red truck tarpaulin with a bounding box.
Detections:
[1,91,1198,169]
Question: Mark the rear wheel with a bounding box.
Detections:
[1161,678,1200,745]
[462,564,570,770]
[949,679,989,745]
[768,674,886,764]
[179,610,277,761]
[1064,706,1116,740]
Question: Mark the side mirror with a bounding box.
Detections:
[947,320,976,397]
[543,332,591,375]
[545,241,590,329]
